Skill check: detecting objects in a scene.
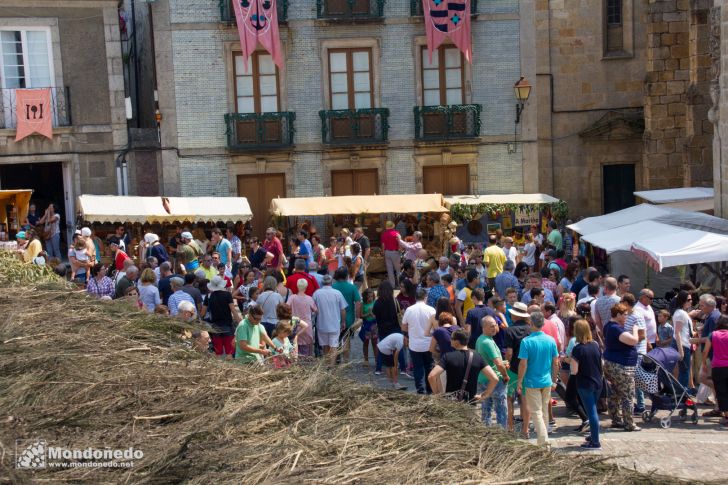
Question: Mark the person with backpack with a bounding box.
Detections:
[428,329,499,403]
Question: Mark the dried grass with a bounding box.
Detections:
[0,253,690,484]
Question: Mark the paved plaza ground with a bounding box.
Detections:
[344,342,728,482]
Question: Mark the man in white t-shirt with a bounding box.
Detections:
[502,237,518,265]
[635,288,656,349]
[401,287,436,394]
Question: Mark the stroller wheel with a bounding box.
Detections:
[660,416,671,429]
[691,412,699,425]
[642,410,652,423]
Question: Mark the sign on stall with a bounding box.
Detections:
[515,208,539,227]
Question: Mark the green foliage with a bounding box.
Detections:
[449,201,570,224]
[552,201,570,222]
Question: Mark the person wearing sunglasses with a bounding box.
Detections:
[635,289,656,352]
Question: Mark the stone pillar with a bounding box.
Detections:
[643,0,713,189]
[685,0,713,186]
[715,3,728,216]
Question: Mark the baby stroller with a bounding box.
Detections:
[635,347,698,428]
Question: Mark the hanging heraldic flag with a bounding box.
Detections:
[233,0,284,72]
[423,0,472,63]
[15,88,53,141]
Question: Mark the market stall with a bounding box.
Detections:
[0,189,33,248]
[77,195,253,264]
[634,187,714,213]
[443,193,566,247]
[568,204,728,293]
[270,194,450,281]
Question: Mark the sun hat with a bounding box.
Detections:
[181,231,193,240]
[144,233,159,244]
[508,302,531,319]
[15,231,27,240]
[207,275,227,292]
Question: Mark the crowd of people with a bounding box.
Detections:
[12,215,728,449]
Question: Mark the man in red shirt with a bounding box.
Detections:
[285,259,319,296]
[262,227,284,272]
[109,236,130,272]
[381,220,401,286]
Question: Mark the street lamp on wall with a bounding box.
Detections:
[509,76,532,153]
[514,76,532,124]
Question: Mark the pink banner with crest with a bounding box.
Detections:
[232,0,284,73]
[423,0,472,64]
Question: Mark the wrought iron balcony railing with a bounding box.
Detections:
[413,104,482,141]
[319,108,389,145]
[410,0,478,16]
[316,0,385,21]
[225,111,295,150]
[220,0,288,24]
[0,86,71,130]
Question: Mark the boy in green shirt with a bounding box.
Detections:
[235,306,280,363]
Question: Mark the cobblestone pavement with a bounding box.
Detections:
[343,343,728,482]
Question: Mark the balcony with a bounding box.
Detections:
[0,87,71,129]
[319,108,389,145]
[410,0,478,16]
[225,112,295,150]
[316,0,385,21]
[413,104,482,141]
[220,0,288,24]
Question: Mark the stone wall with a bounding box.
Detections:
[536,0,647,217]
[642,0,712,189]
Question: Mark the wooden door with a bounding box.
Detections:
[237,173,286,239]
[331,169,378,196]
[423,164,469,195]
[602,164,635,214]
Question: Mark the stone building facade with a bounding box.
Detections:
[151,0,535,234]
[0,0,127,241]
[533,0,648,217]
[534,0,719,218]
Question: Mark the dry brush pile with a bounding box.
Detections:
[0,254,687,484]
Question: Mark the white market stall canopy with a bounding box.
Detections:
[443,193,560,207]
[270,194,448,217]
[579,221,679,254]
[78,195,252,224]
[634,187,714,212]
[632,229,728,272]
[567,204,671,236]
[568,203,728,271]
